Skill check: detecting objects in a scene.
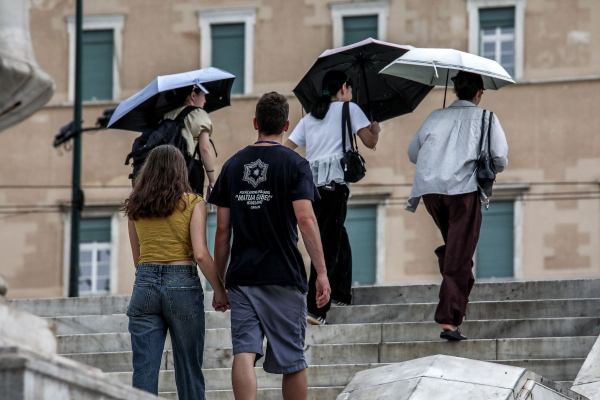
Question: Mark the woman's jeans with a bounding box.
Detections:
[127,263,205,400]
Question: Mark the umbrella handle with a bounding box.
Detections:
[443,69,449,108]
[360,63,374,121]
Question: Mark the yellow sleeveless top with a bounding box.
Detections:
[134,193,203,264]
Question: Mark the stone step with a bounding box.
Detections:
[12,279,600,317]
[107,358,583,392]
[49,311,230,335]
[160,387,345,400]
[328,298,600,324]
[57,323,383,354]
[64,343,382,372]
[351,279,600,305]
[10,294,217,318]
[49,298,600,335]
[107,363,384,392]
[56,317,600,354]
[63,337,596,373]
[491,358,585,382]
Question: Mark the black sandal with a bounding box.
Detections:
[440,327,468,341]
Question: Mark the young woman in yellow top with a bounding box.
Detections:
[122,144,228,399]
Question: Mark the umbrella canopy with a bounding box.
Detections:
[108,67,235,132]
[293,38,433,122]
[379,48,515,90]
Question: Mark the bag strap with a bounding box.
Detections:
[341,102,356,153]
[165,216,196,265]
[478,109,487,158]
[487,112,494,155]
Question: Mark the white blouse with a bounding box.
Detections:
[288,102,370,187]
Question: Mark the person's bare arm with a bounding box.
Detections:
[190,202,229,311]
[214,206,232,283]
[284,139,298,150]
[293,199,331,307]
[198,131,217,186]
[357,122,380,149]
[127,219,140,269]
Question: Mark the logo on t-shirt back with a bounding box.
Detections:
[242,159,268,188]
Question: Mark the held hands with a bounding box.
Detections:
[315,272,332,308]
[212,288,230,313]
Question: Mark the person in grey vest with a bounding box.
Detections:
[406,71,508,340]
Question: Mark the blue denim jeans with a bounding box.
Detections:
[127,263,205,400]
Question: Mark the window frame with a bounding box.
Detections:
[78,242,112,295]
[467,0,525,80]
[66,14,125,103]
[348,186,391,285]
[197,8,257,95]
[62,209,120,296]
[329,1,389,49]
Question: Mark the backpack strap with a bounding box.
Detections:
[175,106,200,123]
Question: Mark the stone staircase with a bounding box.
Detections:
[10,279,600,399]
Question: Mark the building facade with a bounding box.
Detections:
[1,0,599,298]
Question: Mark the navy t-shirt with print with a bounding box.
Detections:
[208,144,319,291]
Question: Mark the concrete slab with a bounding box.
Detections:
[336,355,588,400]
[572,335,600,399]
[0,302,56,354]
[0,346,159,400]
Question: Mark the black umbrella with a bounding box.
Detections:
[293,38,433,122]
[108,68,235,132]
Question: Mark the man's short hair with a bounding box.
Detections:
[255,92,289,135]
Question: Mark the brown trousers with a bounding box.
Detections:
[422,192,482,326]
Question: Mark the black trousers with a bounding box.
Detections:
[422,192,482,327]
[307,184,353,318]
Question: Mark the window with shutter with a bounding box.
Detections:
[79,218,112,295]
[475,201,514,278]
[211,24,245,94]
[81,30,114,101]
[479,7,515,77]
[346,206,377,284]
[343,15,378,46]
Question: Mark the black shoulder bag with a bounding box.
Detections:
[340,101,366,183]
[477,110,497,208]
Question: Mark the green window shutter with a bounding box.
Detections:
[211,24,245,94]
[343,15,378,46]
[475,201,514,279]
[80,218,111,243]
[479,7,515,30]
[81,30,114,101]
[346,206,377,284]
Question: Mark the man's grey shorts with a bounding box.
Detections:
[228,285,308,374]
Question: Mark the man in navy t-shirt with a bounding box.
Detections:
[209,92,331,400]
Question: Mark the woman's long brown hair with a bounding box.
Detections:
[122,145,197,220]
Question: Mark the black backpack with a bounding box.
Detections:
[125,106,202,189]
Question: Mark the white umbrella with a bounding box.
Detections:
[379,48,515,107]
[108,67,235,132]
